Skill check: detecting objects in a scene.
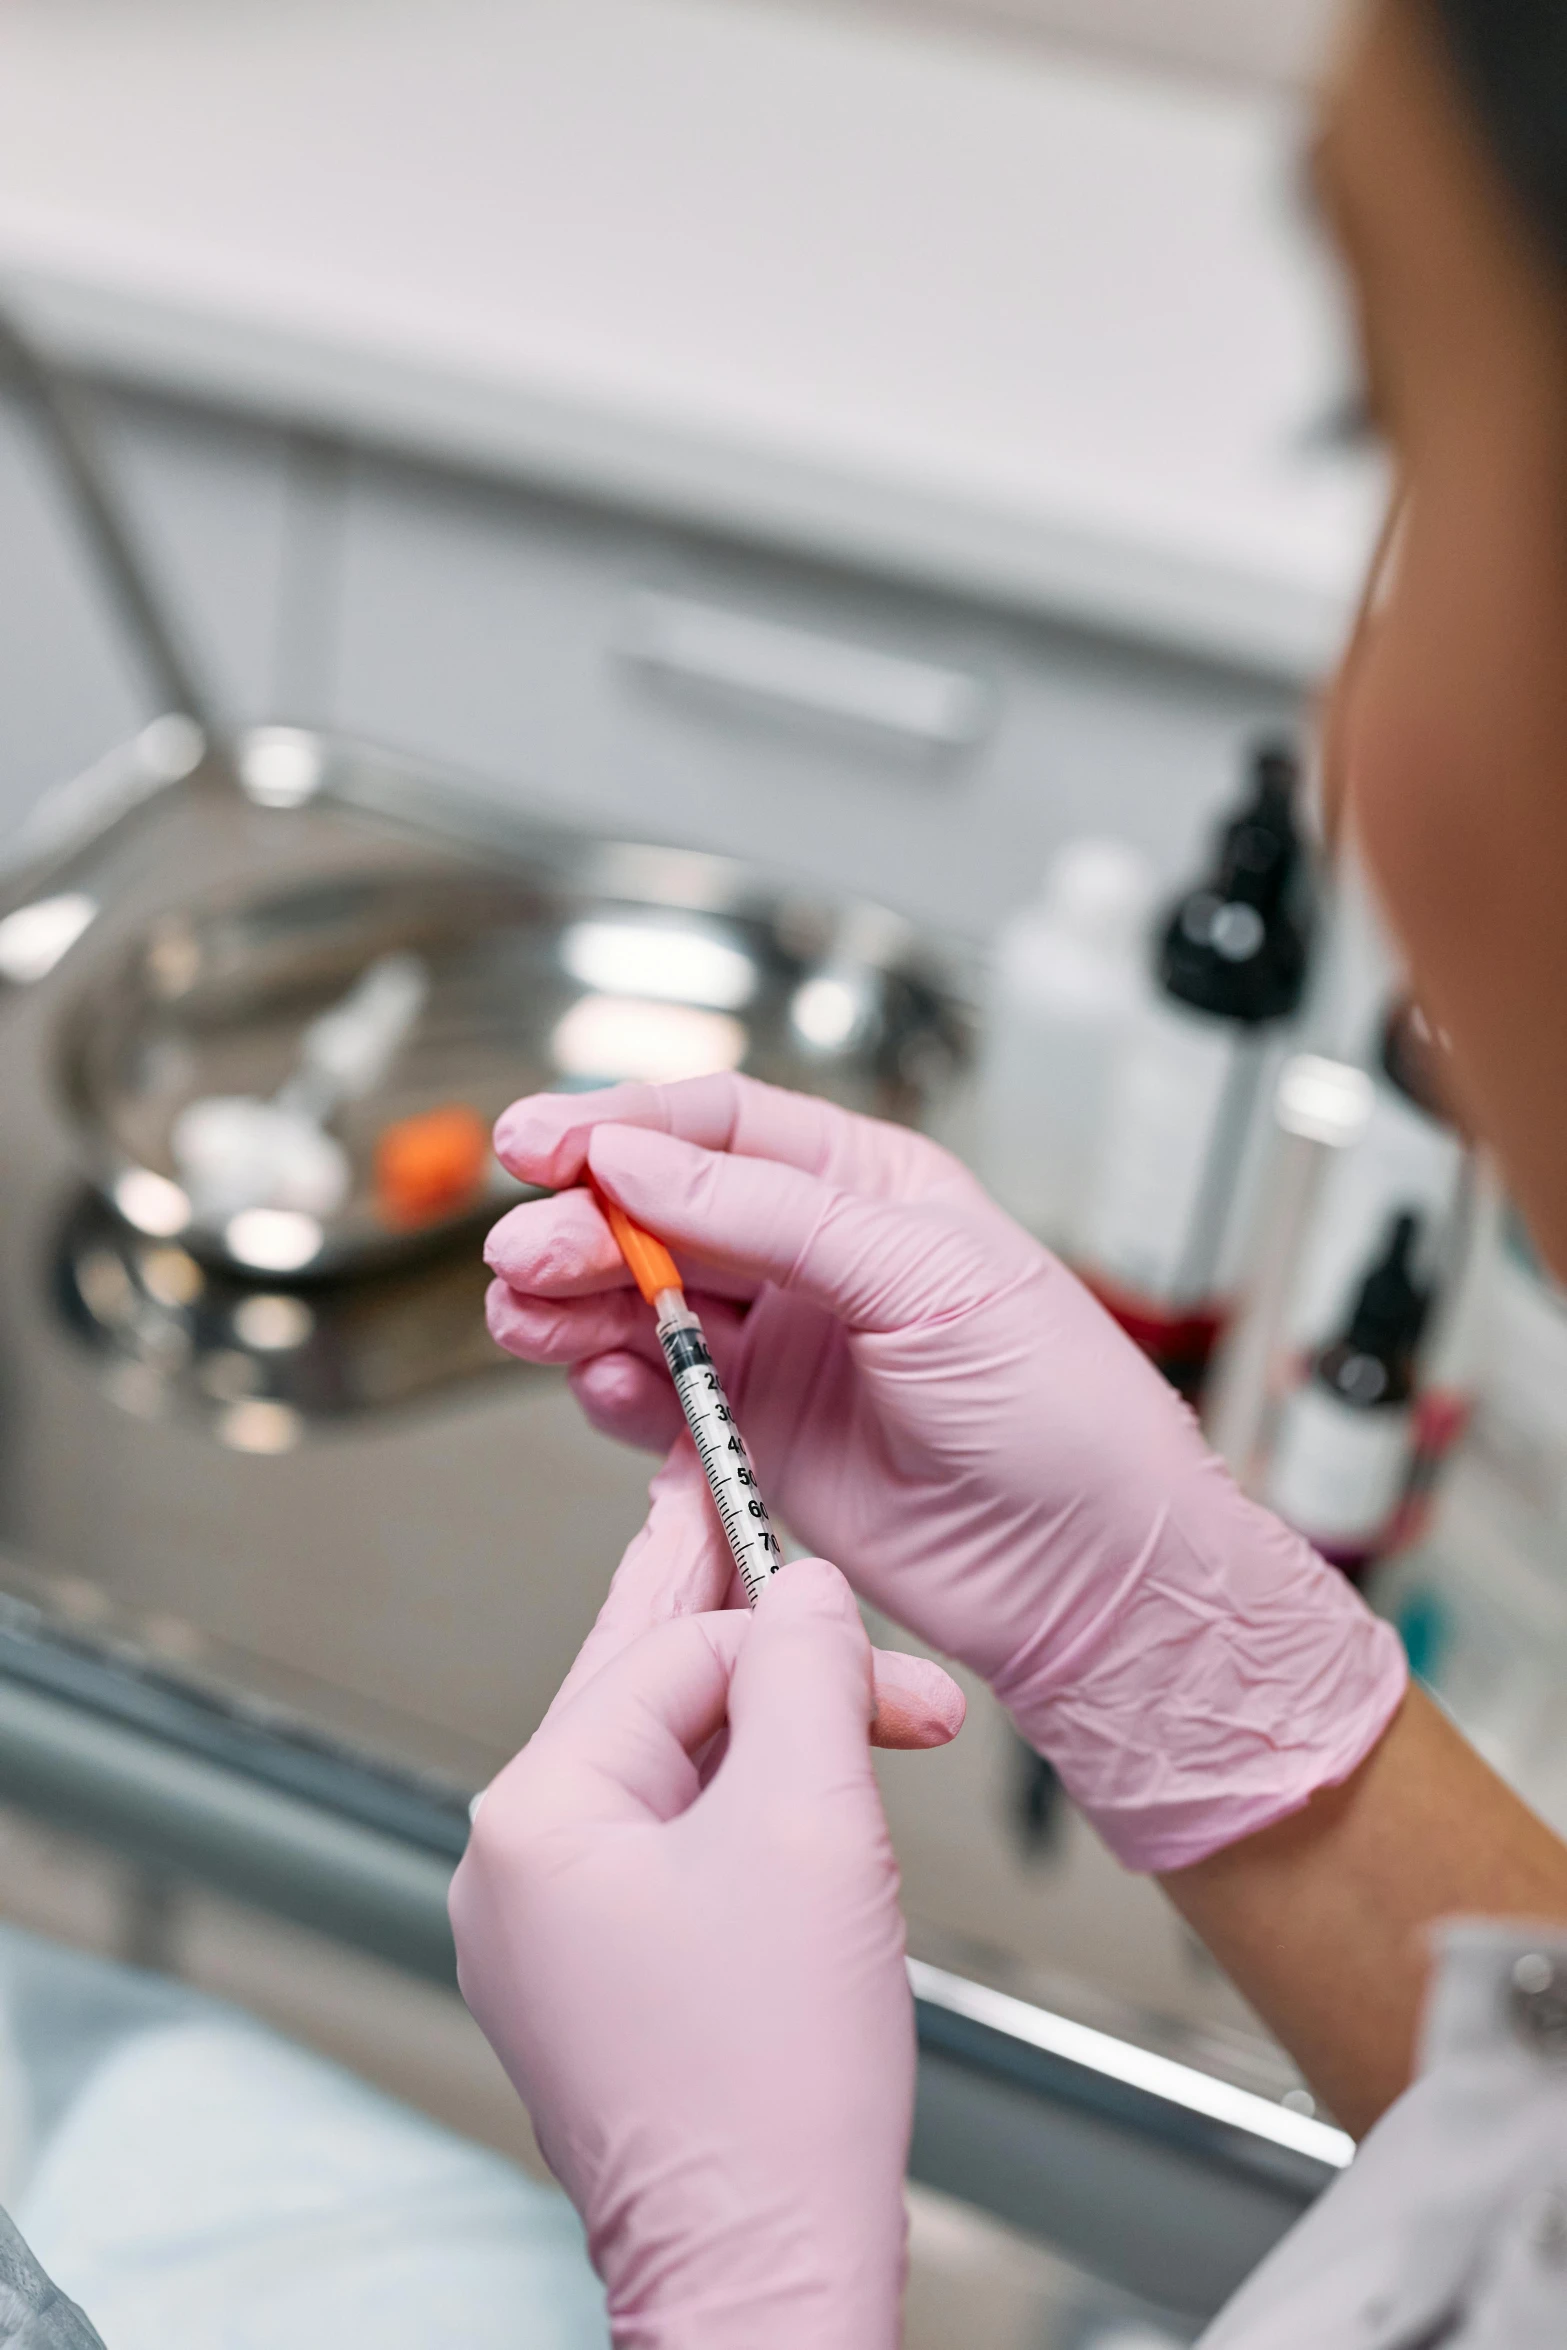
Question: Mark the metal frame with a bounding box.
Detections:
[0,1599,1338,2315]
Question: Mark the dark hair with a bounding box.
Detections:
[1433,1,1567,275]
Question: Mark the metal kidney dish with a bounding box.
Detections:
[52,734,974,1286]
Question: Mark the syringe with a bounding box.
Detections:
[590,1182,784,1605]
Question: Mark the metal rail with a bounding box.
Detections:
[0,1598,465,1978]
[0,1598,1336,2315]
[0,304,221,736]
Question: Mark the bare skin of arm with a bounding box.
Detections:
[1161,1688,1567,2137]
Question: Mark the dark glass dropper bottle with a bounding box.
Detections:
[1315,1211,1428,1420]
[1158,742,1312,1027]
[1269,1212,1430,1581]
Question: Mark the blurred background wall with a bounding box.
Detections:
[0,0,1377,932]
[812,0,1342,86]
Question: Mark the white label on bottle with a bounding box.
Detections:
[1080,997,1267,1307]
[1267,1385,1415,1548]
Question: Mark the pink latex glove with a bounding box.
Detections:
[451,1449,956,2350]
[484,1073,1407,1874]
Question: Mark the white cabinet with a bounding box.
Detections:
[331,447,1297,939]
[0,370,1303,930]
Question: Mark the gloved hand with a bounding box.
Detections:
[451,1451,938,2350]
[534,1436,968,1754]
[484,1073,1407,1874]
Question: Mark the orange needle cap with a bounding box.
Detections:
[588,1178,681,1306]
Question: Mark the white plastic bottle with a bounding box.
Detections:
[978,839,1156,1249]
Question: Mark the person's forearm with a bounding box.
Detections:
[1161,1685,1567,2136]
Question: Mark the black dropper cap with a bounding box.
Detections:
[1157,739,1312,1025]
[1344,1214,1426,1353]
[1225,743,1300,896]
[1318,1212,1429,1410]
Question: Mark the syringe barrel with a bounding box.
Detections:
[655,1306,783,1606]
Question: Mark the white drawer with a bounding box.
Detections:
[331,448,1298,938]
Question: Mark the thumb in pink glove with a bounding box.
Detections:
[484,1072,1407,1875]
[542,1437,970,1754]
[451,1553,922,2350]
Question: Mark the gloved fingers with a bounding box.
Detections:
[504,1589,961,1839]
[540,1442,741,1730]
[514,1609,753,1832]
[544,1446,964,1750]
[493,1071,965,1206]
[867,1648,967,1749]
[487,1276,661,1369]
[585,1124,936,1332]
[483,1181,628,1296]
[485,1186,762,1306]
[486,1275,750,1374]
[695,1720,730,1788]
[719,1557,881,1802]
[487,1275,635,1368]
[569,1352,685,1452]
